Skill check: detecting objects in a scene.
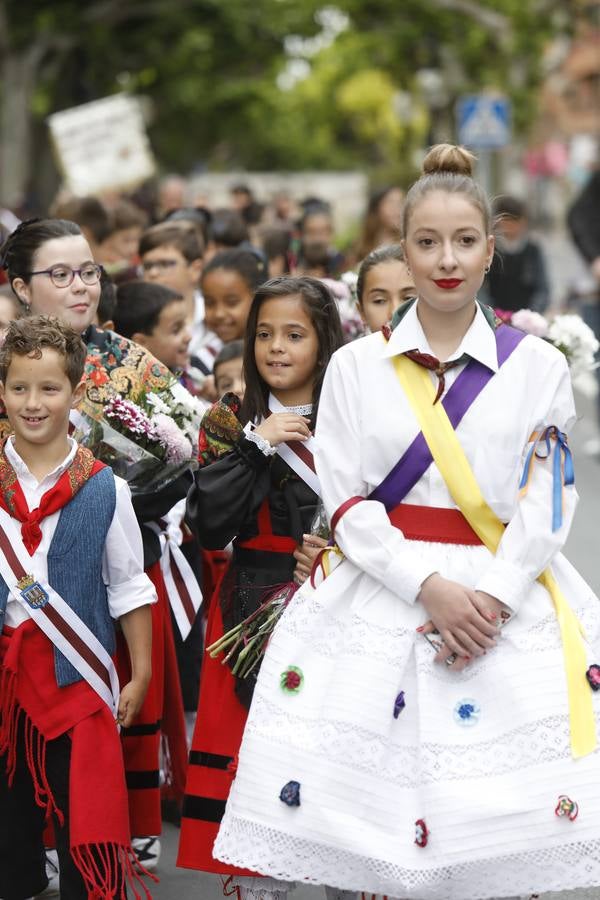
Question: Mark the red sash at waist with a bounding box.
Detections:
[236,534,297,553]
[388,503,483,545]
[235,497,298,555]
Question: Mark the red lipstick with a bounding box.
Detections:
[434,279,463,289]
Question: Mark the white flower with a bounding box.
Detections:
[170,380,194,406]
[340,270,358,290]
[547,314,599,380]
[146,392,171,415]
[548,314,599,352]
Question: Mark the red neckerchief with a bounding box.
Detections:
[0,439,105,555]
[403,349,470,405]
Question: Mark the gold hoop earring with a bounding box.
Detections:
[484,264,491,274]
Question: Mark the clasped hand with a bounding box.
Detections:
[417,573,502,672]
[293,534,329,585]
[254,413,311,447]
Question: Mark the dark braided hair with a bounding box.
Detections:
[0,218,82,296]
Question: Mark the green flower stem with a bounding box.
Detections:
[207,624,244,657]
[206,583,297,677]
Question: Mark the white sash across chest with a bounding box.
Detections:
[0,506,120,715]
[146,509,203,640]
[265,395,321,496]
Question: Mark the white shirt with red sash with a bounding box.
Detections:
[315,300,578,613]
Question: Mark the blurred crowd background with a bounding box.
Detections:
[0,0,599,376]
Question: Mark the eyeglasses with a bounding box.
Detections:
[141,259,179,273]
[28,264,103,288]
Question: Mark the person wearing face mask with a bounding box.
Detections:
[0,218,196,873]
[482,195,550,313]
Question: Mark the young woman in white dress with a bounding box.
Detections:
[212,144,600,900]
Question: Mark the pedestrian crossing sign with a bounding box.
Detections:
[456,95,511,150]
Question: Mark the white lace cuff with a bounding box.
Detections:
[245,428,277,457]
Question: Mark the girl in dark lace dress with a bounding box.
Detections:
[178,276,346,900]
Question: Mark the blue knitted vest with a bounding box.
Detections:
[0,467,117,687]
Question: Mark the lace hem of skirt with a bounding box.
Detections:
[214,815,600,900]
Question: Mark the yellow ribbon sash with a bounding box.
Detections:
[392,354,596,758]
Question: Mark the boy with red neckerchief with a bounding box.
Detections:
[0,315,156,900]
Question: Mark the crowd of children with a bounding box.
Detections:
[0,144,599,900]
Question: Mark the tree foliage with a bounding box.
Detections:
[0,0,575,205]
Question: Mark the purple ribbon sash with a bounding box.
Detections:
[369,325,526,511]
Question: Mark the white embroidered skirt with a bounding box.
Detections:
[213,541,600,899]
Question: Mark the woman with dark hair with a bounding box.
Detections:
[0,218,172,428]
[354,184,404,261]
[0,217,195,870]
[177,276,348,900]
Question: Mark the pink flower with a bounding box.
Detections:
[511,309,549,338]
[105,396,156,439]
[494,308,513,324]
[152,413,193,463]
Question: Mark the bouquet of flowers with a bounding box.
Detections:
[71,377,204,494]
[207,581,299,679]
[496,308,599,381]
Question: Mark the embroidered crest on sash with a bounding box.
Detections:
[17,573,50,609]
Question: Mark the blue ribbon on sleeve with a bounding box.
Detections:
[518,425,574,532]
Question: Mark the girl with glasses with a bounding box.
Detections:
[27,261,103,288]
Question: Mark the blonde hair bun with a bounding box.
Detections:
[422,143,476,178]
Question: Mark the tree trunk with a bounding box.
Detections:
[0,53,39,208]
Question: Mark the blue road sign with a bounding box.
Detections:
[456,95,511,150]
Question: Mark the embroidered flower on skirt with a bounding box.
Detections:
[586,664,600,691]
[453,698,481,727]
[280,666,304,694]
[555,795,579,821]
[414,819,429,847]
[279,780,301,807]
[393,691,406,719]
